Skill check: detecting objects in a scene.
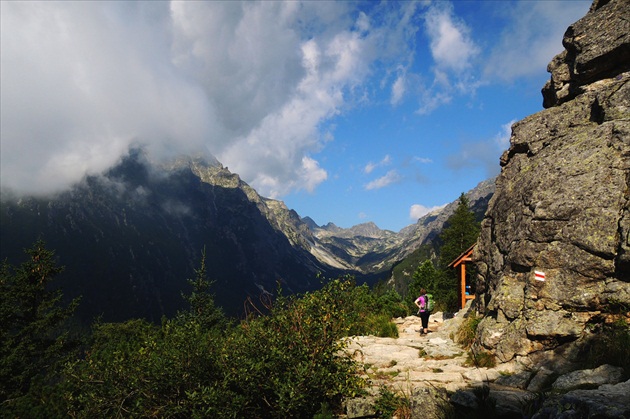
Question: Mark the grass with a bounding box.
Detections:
[454,312,481,349]
[373,386,411,419]
[465,349,497,368]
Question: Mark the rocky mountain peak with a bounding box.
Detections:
[475,0,629,368]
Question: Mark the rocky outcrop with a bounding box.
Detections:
[344,309,629,418]
[542,0,630,108]
[474,0,630,367]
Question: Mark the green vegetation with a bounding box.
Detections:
[373,386,411,419]
[405,259,448,313]
[0,240,80,415]
[396,193,480,314]
[1,242,409,418]
[465,350,497,369]
[437,194,480,311]
[454,313,482,349]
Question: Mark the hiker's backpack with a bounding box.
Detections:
[424,294,434,312]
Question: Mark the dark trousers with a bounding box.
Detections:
[419,310,430,330]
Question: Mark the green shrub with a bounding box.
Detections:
[362,313,399,338]
[215,277,368,417]
[373,386,411,419]
[454,313,481,349]
[465,349,496,368]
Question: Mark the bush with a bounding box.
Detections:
[373,386,411,419]
[465,350,496,368]
[454,313,481,349]
[9,270,407,417]
[216,277,368,418]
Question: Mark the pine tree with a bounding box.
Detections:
[180,247,225,330]
[437,193,480,311]
[0,240,79,404]
[438,193,480,270]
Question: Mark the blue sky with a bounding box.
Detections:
[1,1,591,231]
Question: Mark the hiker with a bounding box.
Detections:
[415,289,430,335]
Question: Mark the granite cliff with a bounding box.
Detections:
[474,0,630,367]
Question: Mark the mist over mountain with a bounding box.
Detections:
[0,148,494,324]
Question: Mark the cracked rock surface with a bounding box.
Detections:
[474,0,630,366]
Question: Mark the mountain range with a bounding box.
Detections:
[0,148,494,323]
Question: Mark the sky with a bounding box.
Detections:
[0,1,591,232]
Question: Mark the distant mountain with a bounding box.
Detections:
[0,149,350,323]
[305,179,495,279]
[0,148,495,324]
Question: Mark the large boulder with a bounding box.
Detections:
[474,0,630,366]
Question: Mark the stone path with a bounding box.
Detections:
[344,309,630,418]
[345,311,522,395]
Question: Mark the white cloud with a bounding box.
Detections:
[414,3,480,115]
[365,170,402,190]
[1,1,424,198]
[409,203,446,221]
[413,156,433,164]
[391,74,406,105]
[364,154,392,174]
[1,1,214,195]
[484,1,590,81]
[495,120,516,150]
[424,4,479,73]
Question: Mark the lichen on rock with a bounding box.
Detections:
[474,0,630,368]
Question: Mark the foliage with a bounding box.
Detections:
[465,349,497,369]
[438,194,480,270]
[2,241,409,417]
[389,244,436,296]
[39,276,388,418]
[0,240,80,412]
[438,193,480,312]
[178,246,227,330]
[214,278,368,418]
[373,386,411,419]
[454,313,481,349]
[405,260,449,313]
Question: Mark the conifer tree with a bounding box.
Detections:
[437,193,480,310]
[0,240,79,405]
[438,193,480,270]
[180,247,225,330]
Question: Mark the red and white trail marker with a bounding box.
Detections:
[534,271,546,281]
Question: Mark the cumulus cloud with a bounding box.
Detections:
[365,170,402,190]
[484,1,590,81]
[415,3,480,115]
[409,203,446,221]
[0,1,422,197]
[424,4,479,73]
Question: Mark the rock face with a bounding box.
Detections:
[474,0,630,365]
